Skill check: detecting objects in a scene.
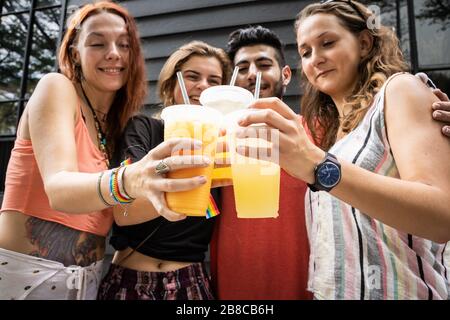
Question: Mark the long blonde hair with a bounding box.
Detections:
[295,1,409,150]
[158,41,231,106]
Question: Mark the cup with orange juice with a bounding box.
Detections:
[160,105,222,216]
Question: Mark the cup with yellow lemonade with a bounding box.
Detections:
[225,108,280,218]
[160,104,222,216]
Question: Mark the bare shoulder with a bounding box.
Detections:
[28,73,78,114]
[33,72,76,95]
[383,73,450,189]
[385,73,438,111]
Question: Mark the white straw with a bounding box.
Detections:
[254,72,262,99]
[176,71,190,104]
[229,66,239,86]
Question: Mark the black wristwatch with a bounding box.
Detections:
[307,152,341,192]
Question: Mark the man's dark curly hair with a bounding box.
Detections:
[226,25,286,67]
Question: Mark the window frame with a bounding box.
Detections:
[406,0,450,74]
[0,0,68,138]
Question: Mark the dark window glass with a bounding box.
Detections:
[427,70,450,98]
[415,0,450,67]
[26,8,61,97]
[1,0,31,15]
[0,13,29,101]
[36,0,61,7]
[0,101,18,135]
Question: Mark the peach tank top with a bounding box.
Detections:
[1,103,113,236]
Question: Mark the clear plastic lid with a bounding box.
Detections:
[199,85,254,115]
[161,104,223,123]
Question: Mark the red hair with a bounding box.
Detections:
[58,1,147,159]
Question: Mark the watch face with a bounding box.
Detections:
[317,162,341,188]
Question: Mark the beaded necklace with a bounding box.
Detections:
[80,84,110,167]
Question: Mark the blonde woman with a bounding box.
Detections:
[97,41,231,300]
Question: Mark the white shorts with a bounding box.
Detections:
[0,247,104,300]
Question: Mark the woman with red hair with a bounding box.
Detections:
[0,1,209,300]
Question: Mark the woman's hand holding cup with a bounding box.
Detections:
[124,138,211,221]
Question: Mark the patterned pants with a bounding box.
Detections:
[97,262,214,300]
[0,247,103,300]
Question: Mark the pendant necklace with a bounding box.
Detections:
[80,84,110,168]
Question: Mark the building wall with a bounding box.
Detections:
[68,0,312,113]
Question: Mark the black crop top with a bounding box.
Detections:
[109,113,218,262]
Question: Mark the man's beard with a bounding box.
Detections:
[262,74,284,99]
[272,76,284,99]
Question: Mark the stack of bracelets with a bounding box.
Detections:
[97,161,135,215]
[110,165,134,205]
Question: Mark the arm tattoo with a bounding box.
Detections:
[25,217,105,267]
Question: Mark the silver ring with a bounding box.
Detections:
[155,159,170,175]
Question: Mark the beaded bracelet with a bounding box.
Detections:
[109,167,134,204]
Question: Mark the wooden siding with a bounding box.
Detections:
[68,0,314,113]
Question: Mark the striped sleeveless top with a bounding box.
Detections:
[305,73,449,300]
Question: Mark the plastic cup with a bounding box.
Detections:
[200,85,254,180]
[225,109,280,218]
[160,105,222,216]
